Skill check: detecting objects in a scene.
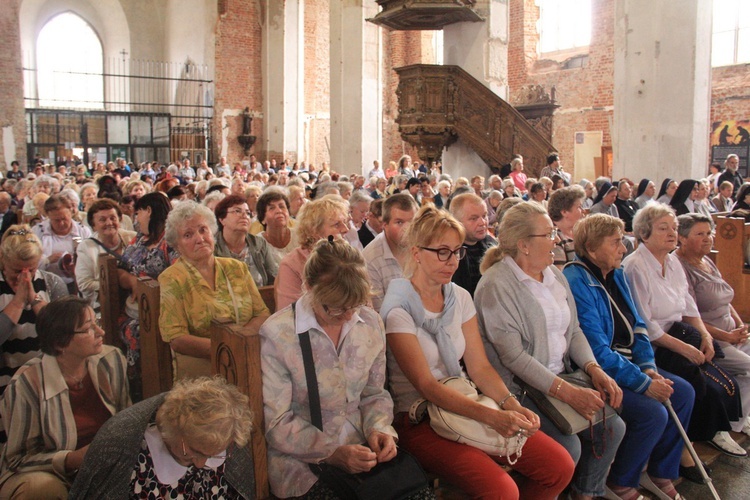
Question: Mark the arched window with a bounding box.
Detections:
[36,12,104,109]
[712,0,750,67]
[537,0,591,54]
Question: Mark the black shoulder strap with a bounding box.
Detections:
[294,302,323,431]
[89,237,125,263]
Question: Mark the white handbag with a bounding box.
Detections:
[411,377,527,464]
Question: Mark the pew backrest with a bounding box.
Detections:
[712,215,750,321]
[136,277,173,398]
[98,253,124,349]
[258,285,276,314]
[211,319,269,499]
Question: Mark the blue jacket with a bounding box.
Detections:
[563,261,656,394]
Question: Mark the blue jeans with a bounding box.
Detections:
[608,370,695,488]
[522,393,626,497]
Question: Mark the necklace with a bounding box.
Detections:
[701,361,736,397]
[64,372,86,390]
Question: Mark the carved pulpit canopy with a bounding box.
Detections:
[367,0,483,30]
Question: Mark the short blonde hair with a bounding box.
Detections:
[124,180,149,196]
[304,238,370,310]
[573,214,624,260]
[481,202,548,273]
[0,224,43,271]
[295,195,350,250]
[404,205,465,278]
[156,376,253,450]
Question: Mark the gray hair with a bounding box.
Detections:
[676,213,714,239]
[632,203,676,243]
[58,188,80,208]
[349,190,373,206]
[165,200,218,248]
[487,190,504,202]
[202,191,226,208]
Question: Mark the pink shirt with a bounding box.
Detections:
[275,247,312,310]
[510,170,528,192]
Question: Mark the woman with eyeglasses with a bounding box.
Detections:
[213,195,278,287]
[70,376,254,499]
[274,195,351,310]
[261,238,402,498]
[0,296,129,498]
[385,205,574,499]
[475,202,625,500]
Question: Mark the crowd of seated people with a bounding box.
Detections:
[0,151,748,499]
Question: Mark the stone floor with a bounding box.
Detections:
[672,432,750,500]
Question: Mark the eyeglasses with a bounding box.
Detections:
[323,304,364,318]
[228,208,253,218]
[74,320,104,336]
[419,246,467,261]
[181,440,231,463]
[528,229,560,241]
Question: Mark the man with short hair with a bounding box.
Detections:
[178,159,195,181]
[368,160,385,179]
[358,198,383,248]
[470,175,485,198]
[449,193,497,296]
[540,154,571,186]
[362,193,418,311]
[613,180,639,232]
[7,161,24,180]
[215,157,232,177]
[718,154,744,199]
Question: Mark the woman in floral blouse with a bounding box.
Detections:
[117,192,178,401]
[260,238,398,499]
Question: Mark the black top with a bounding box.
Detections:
[614,197,639,232]
[451,235,497,297]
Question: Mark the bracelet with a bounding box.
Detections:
[499,393,517,410]
[551,378,564,397]
[584,362,601,375]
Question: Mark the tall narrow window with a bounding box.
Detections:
[537,0,591,54]
[712,0,750,67]
[36,13,104,109]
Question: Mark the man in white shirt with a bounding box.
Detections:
[362,193,418,311]
[368,160,385,179]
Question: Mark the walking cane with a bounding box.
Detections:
[663,399,721,500]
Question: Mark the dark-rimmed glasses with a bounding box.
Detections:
[418,246,467,261]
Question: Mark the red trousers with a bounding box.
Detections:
[394,413,574,500]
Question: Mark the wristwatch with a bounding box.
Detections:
[29,294,43,308]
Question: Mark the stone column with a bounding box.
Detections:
[613,0,712,182]
[0,0,25,170]
[442,0,508,179]
[262,0,305,161]
[329,0,382,175]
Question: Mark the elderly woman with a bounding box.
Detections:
[213,195,278,288]
[656,178,678,205]
[485,190,504,226]
[668,179,699,216]
[0,296,129,498]
[509,157,528,193]
[635,179,656,208]
[563,214,695,497]
[385,205,574,499]
[275,196,351,310]
[676,213,750,437]
[433,180,451,209]
[244,185,262,219]
[70,377,253,498]
[475,202,624,500]
[0,226,67,401]
[75,199,136,308]
[579,179,596,210]
[262,238,403,498]
[159,201,270,381]
[548,185,586,267]
[693,180,716,217]
[78,183,99,213]
[33,194,92,293]
[253,190,298,265]
[622,204,745,458]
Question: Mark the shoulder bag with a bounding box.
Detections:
[409,376,527,464]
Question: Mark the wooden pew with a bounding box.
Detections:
[258,285,276,314]
[97,254,124,349]
[211,319,269,499]
[136,277,173,399]
[712,215,750,321]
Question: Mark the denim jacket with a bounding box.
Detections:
[563,261,656,394]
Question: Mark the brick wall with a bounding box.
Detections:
[382,30,436,167]
[213,0,264,164]
[508,0,614,181]
[0,0,26,170]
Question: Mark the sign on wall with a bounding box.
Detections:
[711,120,749,177]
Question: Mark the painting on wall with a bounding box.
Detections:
[711,120,749,177]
